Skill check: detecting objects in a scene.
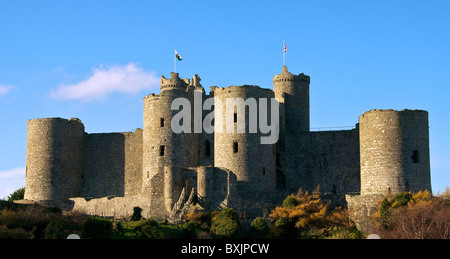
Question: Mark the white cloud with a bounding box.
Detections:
[0,84,14,96]
[50,63,160,102]
[0,167,25,200]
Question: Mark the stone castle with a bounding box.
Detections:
[21,66,432,230]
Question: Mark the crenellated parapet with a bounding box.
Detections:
[160,72,190,92]
[20,66,432,228]
[272,66,310,83]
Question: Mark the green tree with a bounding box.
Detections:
[269,188,360,239]
[7,187,25,202]
[210,208,241,238]
[135,219,164,239]
[246,217,270,239]
[81,218,113,239]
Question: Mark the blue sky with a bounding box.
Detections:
[0,0,449,199]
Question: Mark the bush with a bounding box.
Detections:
[372,190,450,239]
[0,225,31,239]
[82,218,113,239]
[211,217,240,238]
[282,195,298,209]
[210,208,240,238]
[131,207,143,221]
[246,217,270,239]
[135,219,164,239]
[180,222,199,239]
[44,219,79,239]
[184,210,211,229]
[215,208,240,225]
[7,187,25,202]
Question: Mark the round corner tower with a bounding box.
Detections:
[142,72,199,195]
[359,109,431,195]
[273,66,310,133]
[25,117,84,202]
[213,85,276,194]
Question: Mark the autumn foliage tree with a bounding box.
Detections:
[269,188,363,239]
[371,189,450,239]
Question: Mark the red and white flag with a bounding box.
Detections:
[283,41,287,53]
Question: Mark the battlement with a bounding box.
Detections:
[22,66,431,229]
[273,66,310,83]
[160,72,190,92]
[360,108,428,119]
[211,84,274,95]
[160,72,204,93]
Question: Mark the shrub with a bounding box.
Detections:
[131,207,143,221]
[44,220,74,239]
[246,217,270,239]
[184,210,211,228]
[180,221,199,239]
[135,219,164,239]
[0,225,31,239]
[211,217,240,238]
[391,192,412,207]
[210,208,240,238]
[215,208,240,225]
[7,187,25,202]
[82,218,113,239]
[282,195,298,209]
[113,221,123,233]
[270,189,359,239]
[372,190,450,239]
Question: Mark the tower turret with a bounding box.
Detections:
[213,85,277,194]
[273,66,310,133]
[24,118,84,202]
[141,73,200,216]
[160,72,191,92]
[359,109,431,195]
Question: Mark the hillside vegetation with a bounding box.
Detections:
[1,187,448,239]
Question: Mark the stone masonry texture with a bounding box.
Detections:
[20,66,432,230]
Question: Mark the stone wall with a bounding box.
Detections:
[273,66,310,134]
[283,128,361,197]
[142,74,199,197]
[25,118,84,201]
[22,69,432,230]
[213,85,277,195]
[359,109,431,195]
[82,129,142,198]
[346,109,431,231]
[69,195,151,219]
[346,193,383,232]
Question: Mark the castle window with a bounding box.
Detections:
[412,150,420,164]
[160,118,164,127]
[159,145,165,156]
[233,142,238,153]
[262,167,266,175]
[234,113,237,123]
[276,153,281,167]
[205,140,211,157]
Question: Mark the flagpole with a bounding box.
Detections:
[283,40,286,66]
[174,49,177,73]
